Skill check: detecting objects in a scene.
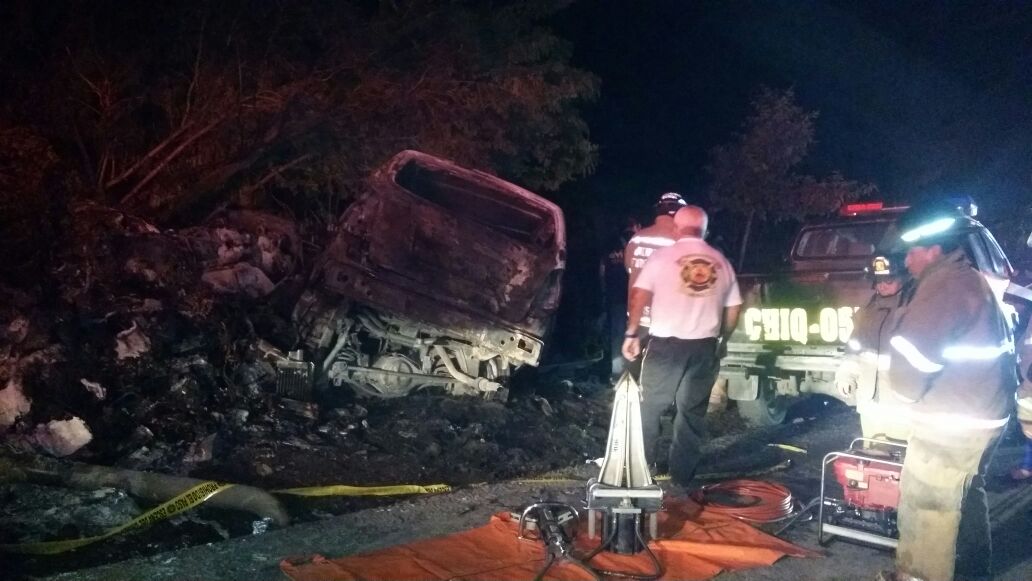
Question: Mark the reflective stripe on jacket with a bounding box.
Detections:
[623,219,677,327]
[1017,321,1032,437]
[624,221,677,287]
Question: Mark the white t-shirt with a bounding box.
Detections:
[633,237,742,339]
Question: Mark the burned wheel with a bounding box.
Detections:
[735,377,788,427]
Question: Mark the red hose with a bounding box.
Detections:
[689,479,795,524]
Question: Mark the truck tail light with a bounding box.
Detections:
[839,202,884,216]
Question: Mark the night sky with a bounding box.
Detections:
[554,1,1032,220]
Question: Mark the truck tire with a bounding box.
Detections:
[735,378,788,426]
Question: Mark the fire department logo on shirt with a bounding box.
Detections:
[677,255,719,295]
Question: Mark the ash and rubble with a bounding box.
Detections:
[0,200,612,561]
[0,483,142,543]
[0,203,307,470]
[1,200,607,468]
[0,151,616,578]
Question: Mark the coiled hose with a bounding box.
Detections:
[689,479,796,524]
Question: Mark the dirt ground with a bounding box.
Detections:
[8,395,1032,581]
[1,374,614,578]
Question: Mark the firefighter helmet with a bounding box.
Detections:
[894,200,968,248]
[867,254,905,279]
[654,192,687,216]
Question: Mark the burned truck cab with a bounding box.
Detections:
[295,151,565,399]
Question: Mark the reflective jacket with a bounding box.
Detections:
[848,290,906,407]
[887,249,1017,424]
[1017,317,1032,438]
[623,217,677,327]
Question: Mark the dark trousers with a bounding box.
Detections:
[896,420,1002,581]
[639,336,718,484]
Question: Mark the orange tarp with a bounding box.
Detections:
[280,498,817,581]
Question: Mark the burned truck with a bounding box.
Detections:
[288,151,565,399]
[720,200,1029,426]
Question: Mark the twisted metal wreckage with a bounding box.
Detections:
[0,152,568,533]
[284,150,567,400]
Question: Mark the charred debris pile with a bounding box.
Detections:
[0,202,609,490]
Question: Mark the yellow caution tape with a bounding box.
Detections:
[767,443,808,454]
[0,481,233,555]
[273,483,451,497]
[0,479,453,555]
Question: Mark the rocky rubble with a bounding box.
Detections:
[0,202,615,581]
[0,203,307,470]
[0,484,142,543]
[0,203,610,487]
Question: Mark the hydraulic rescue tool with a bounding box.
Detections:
[818,437,906,549]
[517,372,663,580]
[586,372,664,555]
[517,503,601,581]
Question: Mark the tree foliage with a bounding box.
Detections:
[706,87,875,221]
[0,126,63,272]
[0,0,597,226]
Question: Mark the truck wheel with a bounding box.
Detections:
[735,379,788,426]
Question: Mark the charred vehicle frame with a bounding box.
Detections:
[284,151,566,400]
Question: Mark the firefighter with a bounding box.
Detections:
[836,253,912,442]
[1011,240,1032,481]
[1013,318,1032,480]
[877,201,1017,581]
[622,205,742,484]
[623,192,688,333]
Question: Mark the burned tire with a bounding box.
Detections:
[735,378,788,427]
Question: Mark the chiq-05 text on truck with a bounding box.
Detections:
[720,200,1026,426]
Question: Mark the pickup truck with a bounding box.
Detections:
[720,201,1030,426]
[291,150,566,399]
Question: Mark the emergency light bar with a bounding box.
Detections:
[900,217,956,243]
[839,202,883,215]
[839,202,909,217]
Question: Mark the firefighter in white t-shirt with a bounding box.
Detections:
[623,206,742,484]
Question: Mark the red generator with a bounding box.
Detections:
[818,438,906,549]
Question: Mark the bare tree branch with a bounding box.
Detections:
[238,153,312,199]
[71,121,97,189]
[182,9,208,128]
[105,122,195,189]
[120,116,226,205]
